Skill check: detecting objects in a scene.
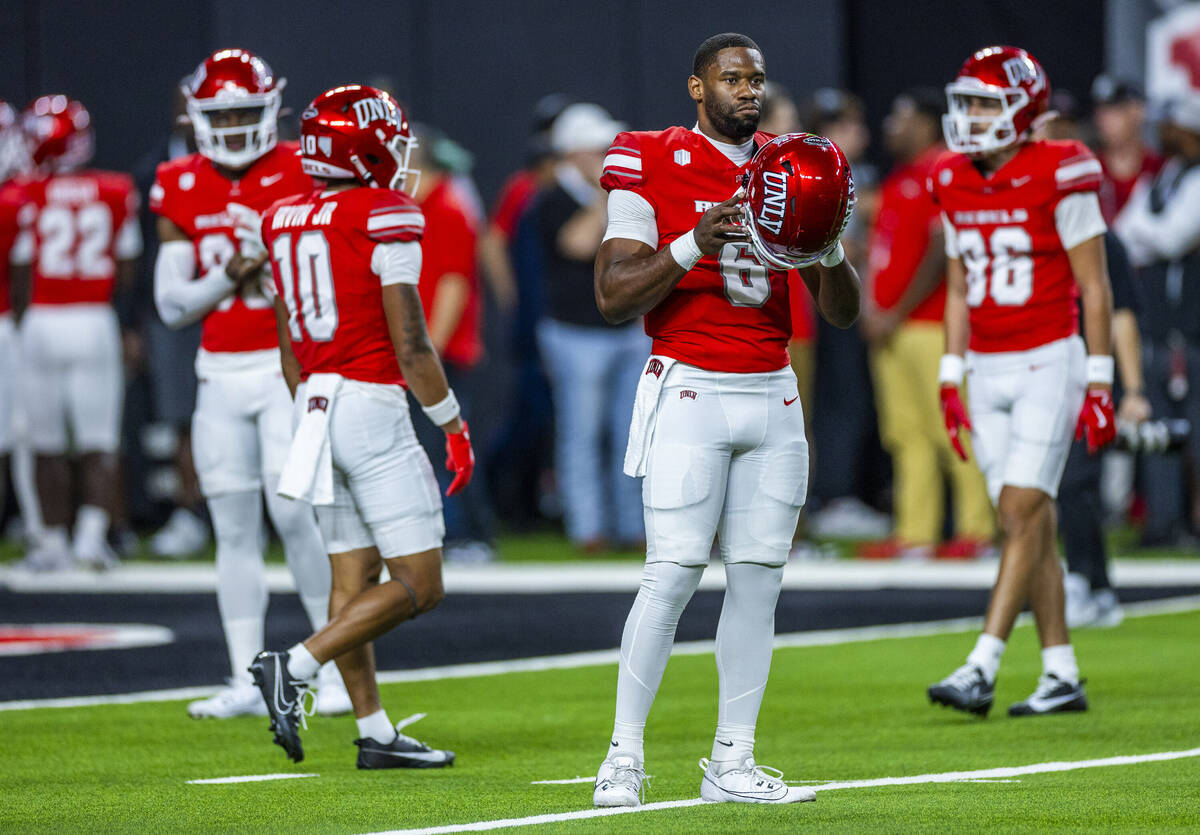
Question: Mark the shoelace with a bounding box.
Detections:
[271,657,315,730]
[393,712,428,747]
[698,758,785,791]
[1030,673,1065,699]
[607,760,650,802]
[943,664,983,689]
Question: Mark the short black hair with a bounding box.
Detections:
[897,86,946,124]
[693,33,762,78]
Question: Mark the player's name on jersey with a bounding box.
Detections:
[952,208,1029,225]
[46,178,100,204]
[271,202,337,229]
[195,211,235,230]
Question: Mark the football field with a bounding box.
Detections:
[3,599,1198,832]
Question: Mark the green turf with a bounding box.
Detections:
[2,608,1198,832]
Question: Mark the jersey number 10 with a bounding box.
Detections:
[272,231,339,341]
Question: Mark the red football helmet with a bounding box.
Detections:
[0,99,30,182]
[182,48,283,169]
[298,85,418,192]
[943,45,1052,155]
[22,95,93,174]
[742,133,855,270]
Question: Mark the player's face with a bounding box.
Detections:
[961,95,1004,134]
[209,106,264,150]
[1093,101,1143,148]
[698,48,765,142]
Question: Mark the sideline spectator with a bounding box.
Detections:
[859,88,994,559]
[407,126,494,557]
[533,103,648,552]
[1114,96,1200,547]
[1091,76,1163,223]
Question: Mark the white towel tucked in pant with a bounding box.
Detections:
[624,355,677,478]
[278,373,343,504]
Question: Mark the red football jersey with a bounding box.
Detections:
[1098,149,1163,224]
[868,145,946,323]
[601,126,792,373]
[930,139,1103,353]
[0,179,23,315]
[262,186,424,385]
[419,178,482,367]
[150,142,313,353]
[490,169,538,240]
[20,170,138,306]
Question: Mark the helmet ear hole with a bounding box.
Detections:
[364,153,381,165]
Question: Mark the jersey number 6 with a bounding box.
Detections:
[272,231,339,342]
[719,241,771,307]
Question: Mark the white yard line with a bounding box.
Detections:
[529,777,595,785]
[371,748,1200,834]
[186,773,319,785]
[3,594,1197,713]
[3,558,1199,594]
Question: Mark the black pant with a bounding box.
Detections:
[1141,339,1200,544]
[1057,438,1111,590]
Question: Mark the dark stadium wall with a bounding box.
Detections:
[846,0,1106,169]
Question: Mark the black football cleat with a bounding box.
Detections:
[1008,674,1088,716]
[928,664,994,716]
[355,714,455,769]
[248,650,311,763]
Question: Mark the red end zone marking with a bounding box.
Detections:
[0,624,175,656]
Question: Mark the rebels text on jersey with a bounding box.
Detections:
[262,187,423,385]
[19,170,139,306]
[150,142,312,353]
[601,126,791,373]
[930,139,1105,353]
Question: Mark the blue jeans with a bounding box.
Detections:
[537,318,649,544]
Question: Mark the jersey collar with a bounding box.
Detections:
[692,124,755,166]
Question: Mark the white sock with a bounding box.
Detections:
[712,563,784,763]
[74,505,109,549]
[609,561,703,763]
[1041,644,1079,685]
[209,492,268,683]
[356,709,396,744]
[287,642,321,680]
[966,633,1006,684]
[608,720,645,764]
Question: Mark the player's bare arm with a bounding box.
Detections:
[426,272,470,354]
[862,224,946,342]
[1067,235,1114,390]
[9,263,30,321]
[799,257,861,329]
[381,283,463,433]
[272,297,302,397]
[942,256,970,357]
[595,194,747,323]
[1113,308,1151,423]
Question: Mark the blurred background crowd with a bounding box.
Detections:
[2,0,1199,584]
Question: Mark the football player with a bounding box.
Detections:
[151,49,349,719]
[247,85,473,768]
[9,95,139,572]
[0,100,30,531]
[591,33,859,806]
[928,46,1114,717]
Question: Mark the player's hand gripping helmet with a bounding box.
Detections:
[943,45,1052,156]
[741,133,855,270]
[182,48,283,169]
[0,99,31,182]
[298,85,419,192]
[22,95,93,174]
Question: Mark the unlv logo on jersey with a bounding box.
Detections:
[352,97,394,129]
[646,358,664,378]
[307,396,329,413]
[755,170,789,236]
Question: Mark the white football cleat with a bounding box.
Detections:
[315,663,352,716]
[151,508,210,558]
[593,755,647,807]
[699,756,816,804]
[74,538,119,572]
[188,680,268,719]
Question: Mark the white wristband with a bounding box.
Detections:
[1086,355,1114,386]
[819,241,845,268]
[422,390,461,426]
[938,354,965,386]
[668,229,703,271]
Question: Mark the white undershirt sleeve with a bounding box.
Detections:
[1114,167,1200,262]
[602,189,659,249]
[371,240,422,286]
[1055,192,1107,251]
[154,239,235,328]
[115,216,143,259]
[941,212,960,258]
[10,230,33,265]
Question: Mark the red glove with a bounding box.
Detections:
[444,420,475,496]
[1075,388,1116,454]
[940,384,972,462]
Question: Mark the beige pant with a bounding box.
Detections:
[869,322,994,545]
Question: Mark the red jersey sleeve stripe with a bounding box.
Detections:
[1055,158,1103,188]
[366,211,425,232]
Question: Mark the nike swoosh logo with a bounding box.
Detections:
[370,748,448,761]
[1028,690,1082,711]
[611,740,619,747]
[784,396,798,406]
[1091,404,1108,428]
[717,739,734,747]
[260,172,285,187]
[1011,175,1032,187]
